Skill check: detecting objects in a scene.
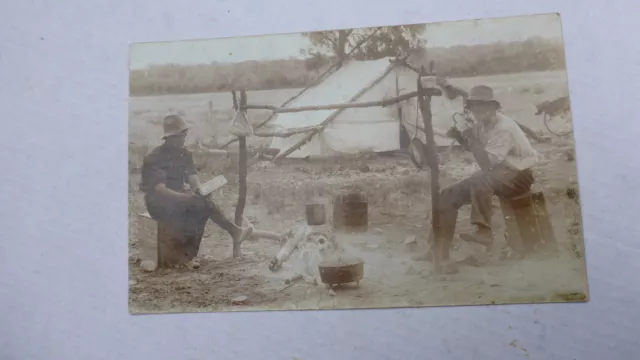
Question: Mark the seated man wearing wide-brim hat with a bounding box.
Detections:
[139,114,252,269]
[413,81,539,272]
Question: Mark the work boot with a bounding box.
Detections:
[459,225,493,249]
[457,254,483,267]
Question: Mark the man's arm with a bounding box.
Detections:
[154,183,193,201]
[446,126,471,151]
[437,78,468,101]
[485,130,515,166]
[184,151,202,194]
[187,174,201,194]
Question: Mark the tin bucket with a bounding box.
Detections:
[305,203,326,225]
[333,192,368,232]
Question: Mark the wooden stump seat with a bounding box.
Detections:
[498,190,557,256]
[137,212,201,268]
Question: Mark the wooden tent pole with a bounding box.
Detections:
[242,91,419,114]
[417,61,445,273]
[272,62,397,163]
[253,125,321,138]
[250,28,383,130]
[233,90,248,258]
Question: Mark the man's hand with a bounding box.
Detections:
[446,126,462,139]
[187,174,201,195]
[447,126,472,151]
[154,183,198,203]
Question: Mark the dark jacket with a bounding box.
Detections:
[139,143,206,226]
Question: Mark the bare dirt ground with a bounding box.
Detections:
[128,139,586,314]
[128,70,587,314]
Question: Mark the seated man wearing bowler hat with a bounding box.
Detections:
[139,114,253,269]
[413,81,539,270]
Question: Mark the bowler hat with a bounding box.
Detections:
[162,114,190,139]
[466,85,500,107]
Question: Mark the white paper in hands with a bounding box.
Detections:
[197,175,228,196]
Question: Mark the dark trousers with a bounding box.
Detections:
[144,193,238,266]
[435,165,534,252]
[145,193,237,236]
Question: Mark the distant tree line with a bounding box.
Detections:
[129,37,566,97]
[423,37,566,77]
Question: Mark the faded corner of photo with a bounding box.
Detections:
[127,12,588,315]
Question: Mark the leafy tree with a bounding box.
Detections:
[301,25,427,62]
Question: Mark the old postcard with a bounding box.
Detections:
[128,12,587,314]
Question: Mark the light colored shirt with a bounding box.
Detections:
[475,113,539,171]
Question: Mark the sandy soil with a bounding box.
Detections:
[128,70,586,314]
[128,138,587,314]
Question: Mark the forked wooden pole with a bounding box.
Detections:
[416,61,445,273]
[233,91,248,258]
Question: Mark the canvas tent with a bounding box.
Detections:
[268,58,464,159]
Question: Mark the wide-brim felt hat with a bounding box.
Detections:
[162,114,190,138]
[466,85,501,107]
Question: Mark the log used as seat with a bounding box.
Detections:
[156,221,203,268]
[498,190,557,256]
[137,212,203,268]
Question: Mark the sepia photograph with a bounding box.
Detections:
[128,12,587,314]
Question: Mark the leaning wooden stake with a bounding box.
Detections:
[233,91,249,258]
[273,62,397,163]
[417,62,445,273]
[243,91,419,114]
[218,28,383,150]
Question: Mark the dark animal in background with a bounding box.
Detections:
[535,96,571,117]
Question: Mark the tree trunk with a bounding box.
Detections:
[337,30,348,64]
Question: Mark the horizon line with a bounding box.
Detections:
[131,35,564,70]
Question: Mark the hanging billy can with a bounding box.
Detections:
[333,192,368,232]
[305,203,327,226]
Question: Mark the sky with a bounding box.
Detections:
[130,13,563,69]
